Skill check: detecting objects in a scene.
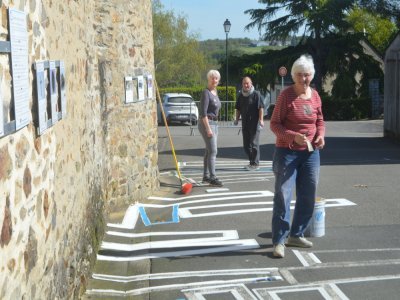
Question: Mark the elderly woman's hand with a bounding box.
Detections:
[294,133,308,146]
[314,136,325,149]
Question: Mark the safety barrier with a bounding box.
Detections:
[189,100,241,136]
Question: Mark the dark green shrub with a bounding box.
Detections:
[322,96,371,120]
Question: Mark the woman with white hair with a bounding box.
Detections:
[270,54,325,258]
[198,70,223,187]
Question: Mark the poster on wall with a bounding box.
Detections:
[147,75,153,99]
[49,60,58,125]
[9,8,30,130]
[35,61,48,135]
[59,61,67,118]
[137,75,145,101]
[124,76,134,103]
[0,88,4,137]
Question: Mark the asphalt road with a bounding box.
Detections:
[84,119,400,300]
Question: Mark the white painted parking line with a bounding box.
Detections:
[87,269,282,297]
[183,284,258,300]
[92,268,280,282]
[97,239,260,262]
[179,198,356,219]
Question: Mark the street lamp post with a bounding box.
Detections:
[223,19,231,105]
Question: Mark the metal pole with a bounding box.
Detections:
[225,32,228,103]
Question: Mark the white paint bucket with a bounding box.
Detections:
[305,198,325,237]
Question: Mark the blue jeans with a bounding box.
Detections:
[271,147,320,245]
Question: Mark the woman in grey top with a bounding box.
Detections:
[198,70,223,187]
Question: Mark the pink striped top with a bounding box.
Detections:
[270,85,325,151]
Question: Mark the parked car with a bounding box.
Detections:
[157,93,199,125]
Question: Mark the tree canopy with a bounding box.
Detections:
[152,0,208,87]
[237,0,395,98]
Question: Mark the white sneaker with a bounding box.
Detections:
[286,236,313,248]
[273,244,285,258]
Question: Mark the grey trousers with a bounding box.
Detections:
[198,121,218,179]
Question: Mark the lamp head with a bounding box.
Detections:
[223,19,231,33]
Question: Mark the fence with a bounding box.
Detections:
[190,100,241,136]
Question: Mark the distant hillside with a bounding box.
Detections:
[199,38,287,68]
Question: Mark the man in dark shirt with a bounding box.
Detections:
[234,77,265,170]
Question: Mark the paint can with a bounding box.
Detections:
[305,197,326,237]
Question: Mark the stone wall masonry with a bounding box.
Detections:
[0,0,158,299]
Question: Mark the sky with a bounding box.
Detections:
[159,0,266,41]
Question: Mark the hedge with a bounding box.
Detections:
[322,96,371,121]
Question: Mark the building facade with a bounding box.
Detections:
[0,0,158,298]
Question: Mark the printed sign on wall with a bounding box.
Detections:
[59,61,67,117]
[125,76,134,103]
[49,60,58,125]
[9,8,30,130]
[0,88,4,137]
[147,75,153,99]
[35,61,48,135]
[137,75,145,101]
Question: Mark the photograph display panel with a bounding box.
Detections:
[9,8,30,130]
[35,61,48,135]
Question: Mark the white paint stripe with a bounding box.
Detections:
[255,274,400,293]
[309,252,322,264]
[105,230,239,239]
[185,284,258,300]
[292,250,310,267]
[86,275,282,296]
[106,203,140,229]
[97,239,260,261]
[178,199,356,218]
[279,269,298,285]
[92,268,280,282]
[181,160,272,166]
[206,188,230,193]
[148,190,273,201]
[301,248,400,254]
[101,236,246,252]
[328,283,350,300]
[268,286,331,300]
[286,258,400,271]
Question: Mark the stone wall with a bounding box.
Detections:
[0,0,158,299]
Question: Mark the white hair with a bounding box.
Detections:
[291,54,315,80]
[207,69,221,81]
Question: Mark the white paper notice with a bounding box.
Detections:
[59,61,66,117]
[125,76,134,103]
[49,60,58,125]
[137,75,145,101]
[0,89,4,137]
[9,8,30,130]
[35,61,48,135]
[147,75,153,99]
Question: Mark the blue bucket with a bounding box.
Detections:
[305,198,325,237]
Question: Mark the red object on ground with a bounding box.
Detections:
[181,182,193,195]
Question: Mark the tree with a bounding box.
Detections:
[240,0,387,101]
[347,8,397,53]
[152,0,208,87]
[244,0,355,91]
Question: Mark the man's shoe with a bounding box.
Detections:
[209,178,223,187]
[286,236,313,248]
[202,176,211,183]
[273,244,285,258]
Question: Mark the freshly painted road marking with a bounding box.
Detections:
[87,269,282,297]
[97,239,260,262]
[138,204,179,226]
[183,284,258,300]
[105,229,239,239]
[92,268,280,282]
[179,198,356,218]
